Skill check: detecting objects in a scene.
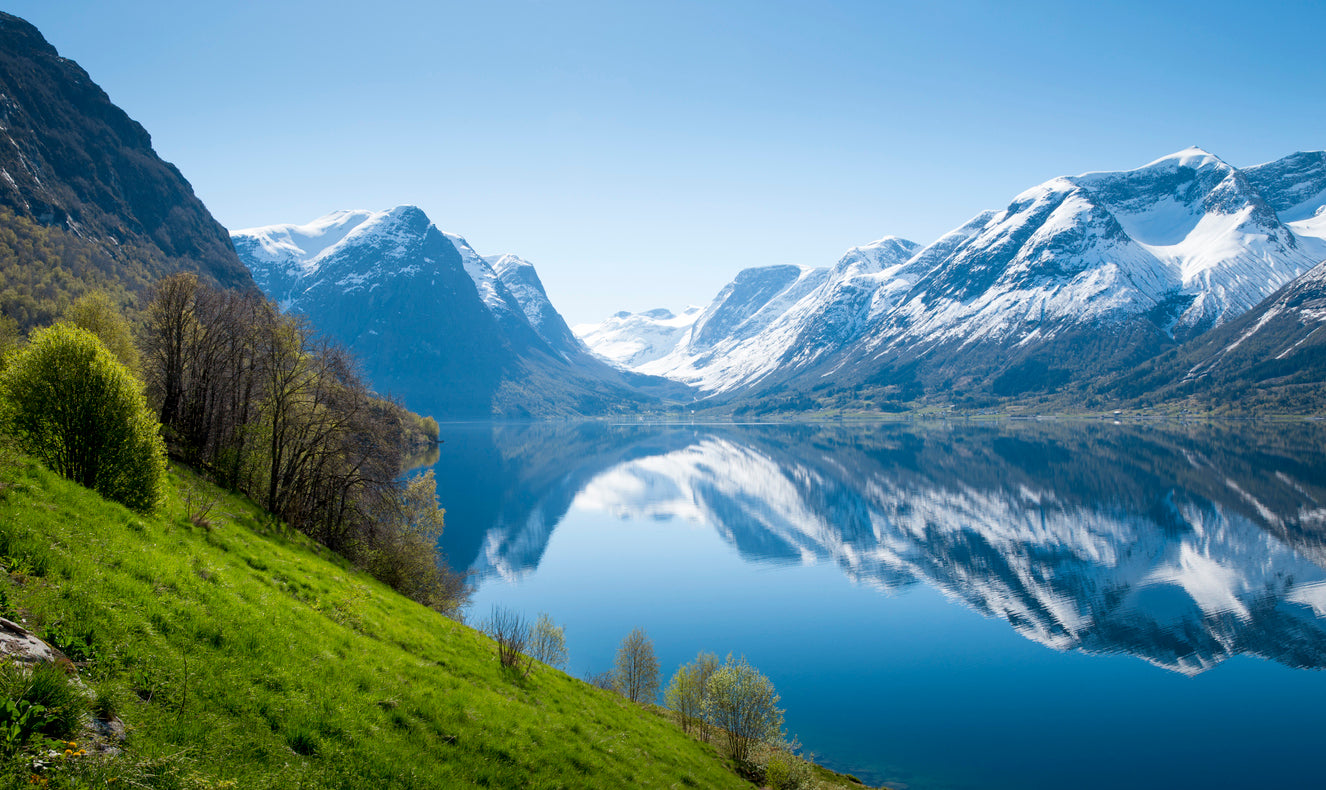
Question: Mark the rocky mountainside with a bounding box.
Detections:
[1095,258,1326,411]
[232,207,681,418]
[487,253,588,362]
[0,12,254,326]
[579,148,1326,408]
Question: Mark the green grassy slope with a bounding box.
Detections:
[0,456,760,789]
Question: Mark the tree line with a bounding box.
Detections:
[0,274,466,616]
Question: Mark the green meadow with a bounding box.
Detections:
[0,454,868,789]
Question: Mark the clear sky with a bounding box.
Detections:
[7,0,1325,325]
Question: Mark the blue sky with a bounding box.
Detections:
[8,0,1325,324]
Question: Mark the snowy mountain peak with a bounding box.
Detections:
[1139,146,1228,172]
[832,236,921,278]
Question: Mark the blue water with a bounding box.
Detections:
[429,421,1326,790]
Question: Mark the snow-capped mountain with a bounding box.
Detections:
[573,307,703,369]
[580,148,1326,403]
[231,206,668,418]
[577,235,923,392]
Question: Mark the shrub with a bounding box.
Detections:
[0,323,165,512]
[481,606,530,673]
[703,654,784,765]
[612,627,659,704]
[754,740,815,790]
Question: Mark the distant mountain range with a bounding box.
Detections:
[234,148,1326,418]
[231,208,686,419]
[578,148,1326,412]
[3,9,1323,418]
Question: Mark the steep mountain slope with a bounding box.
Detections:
[232,207,678,418]
[488,253,588,361]
[0,12,254,327]
[1094,259,1326,412]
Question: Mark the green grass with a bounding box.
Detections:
[0,456,780,789]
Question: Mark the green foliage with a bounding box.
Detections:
[703,654,784,766]
[0,208,142,332]
[63,289,141,374]
[755,741,817,790]
[665,651,719,736]
[364,470,469,617]
[613,627,660,704]
[0,323,165,512]
[0,314,21,371]
[0,659,90,753]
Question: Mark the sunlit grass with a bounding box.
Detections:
[0,457,765,788]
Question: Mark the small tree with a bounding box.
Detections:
[613,627,659,704]
[703,654,784,765]
[529,613,568,670]
[0,323,165,512]
[665,651,719,735]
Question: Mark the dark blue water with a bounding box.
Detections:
[429,421,1326,790]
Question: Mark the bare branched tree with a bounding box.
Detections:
[529,613,568,670]
[481,606,530,672]
[613,627,659,704]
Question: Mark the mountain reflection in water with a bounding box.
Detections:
[431,420,1326,675]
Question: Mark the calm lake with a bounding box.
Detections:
[427,420,1326,790]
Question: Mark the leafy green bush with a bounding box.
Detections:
[0,322,165,512]
[754,740,816,790]
[703,654,784,766]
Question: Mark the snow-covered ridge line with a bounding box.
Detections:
[576,147,1326,397]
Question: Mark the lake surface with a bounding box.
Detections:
[427,420,1326,790]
